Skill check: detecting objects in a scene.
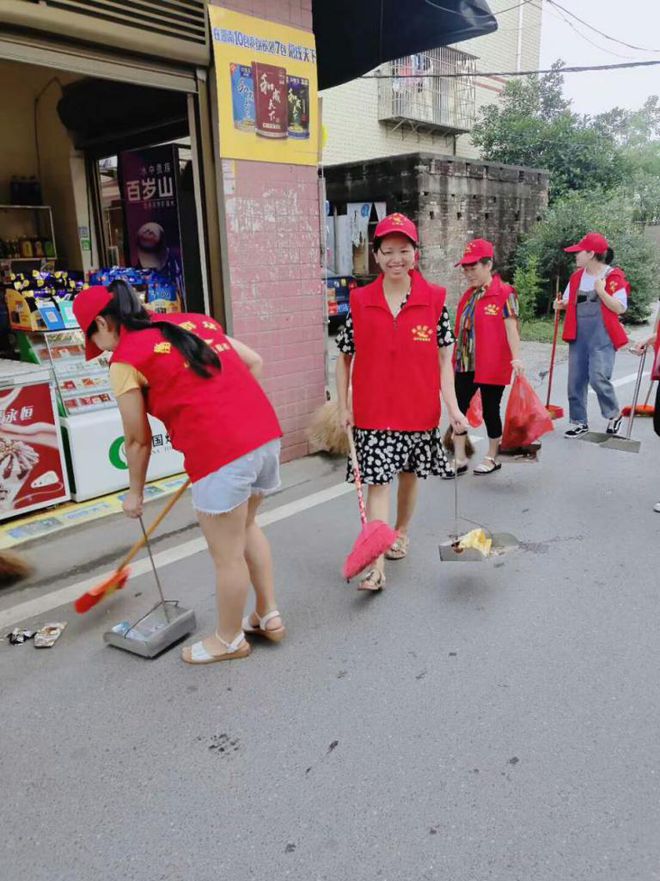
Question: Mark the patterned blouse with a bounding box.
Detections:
[455,285,518,373]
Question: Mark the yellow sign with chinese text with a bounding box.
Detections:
[209,6,319,166]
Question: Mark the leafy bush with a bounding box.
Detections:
[513,256,546,323]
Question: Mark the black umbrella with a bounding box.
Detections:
[313,0,497,90]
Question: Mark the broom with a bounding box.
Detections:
[306,400,350,456]
[75,479,191,613]
[545,295,565,420]
[442,426,475,459]
[0,550,32,584]
[342,427,398,581]
[622,378,655,417]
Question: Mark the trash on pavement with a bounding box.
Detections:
[34,622,67,648]
[6,628,36,645]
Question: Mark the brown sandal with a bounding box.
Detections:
[385,534,410,560]
[242,610,286,643]
[358,568,385,592]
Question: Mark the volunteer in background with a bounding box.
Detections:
[633,303,660,511]
[450,239,523,476]
[73,281,285,666]
[555,232,629,438]
[335,213,469,592]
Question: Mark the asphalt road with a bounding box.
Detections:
[2,346,659,881]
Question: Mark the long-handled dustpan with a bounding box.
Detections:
[103,516,196,658]
[545,298,565,420]
[601,349,646,454]
[438,458,518,562]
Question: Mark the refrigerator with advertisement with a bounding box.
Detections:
[18,329,184,502]
[0,360,70,520]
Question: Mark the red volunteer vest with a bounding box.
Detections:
[562,268,629,350]
[350,270,445,431]
[111,313,282,483]
[653,333,660,381]
[454,275,516,386]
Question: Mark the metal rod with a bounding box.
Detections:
[139,517,171,623]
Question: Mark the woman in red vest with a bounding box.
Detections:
[633,304,660,511]
[450,239,523,475]
[335,213,468,592]
[73,282,285,666]
[555,233,629,438]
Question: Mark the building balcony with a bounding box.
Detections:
[378,47,477,136]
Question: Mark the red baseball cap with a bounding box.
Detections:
[455,239,494,267]
[374,212,419,245]
[72,285,113,361]
[564,232,610,254]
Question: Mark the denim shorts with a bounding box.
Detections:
[191,439,281,515]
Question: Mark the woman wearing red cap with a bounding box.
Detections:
[633,305,660,511]
[450,239,523,475]
[73,281,285,665]
[556,233,629,438]
[335,212,468,591]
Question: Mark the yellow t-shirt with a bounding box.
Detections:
[109,362,149,398]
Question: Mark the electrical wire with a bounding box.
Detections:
[544,0,660,54]
[532,0,639,61]
[362,59,660,79]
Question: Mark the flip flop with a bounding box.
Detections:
[385,534,410,560]
[357,568,385,592]
[473,457,502,476]
[181,632,251,665]
[242,610,286,643]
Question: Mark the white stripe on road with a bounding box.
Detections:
[589,370,650,394]
[0,482,354,631]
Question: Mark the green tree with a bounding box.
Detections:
[513,256,545,323]
[516,189,658,323]
[472,62,626,202]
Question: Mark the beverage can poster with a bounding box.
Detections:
[118,145,185,309]
[0,381,69,519]
[210,6,319,166]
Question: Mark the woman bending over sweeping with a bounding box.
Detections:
[73,282,285,665]
[449,239,524,476]
[335,212,469,592]
[555,232,629,439]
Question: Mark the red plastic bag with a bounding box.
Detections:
[501,375,554,449]
[466,390,483,428]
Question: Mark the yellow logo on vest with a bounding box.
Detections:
[607,279,619,293]
[154,342,172,354]
[180,321,196,331]
[412,324,433,342]
[484,303,500,316]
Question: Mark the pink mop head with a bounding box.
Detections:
[342,520,399,581]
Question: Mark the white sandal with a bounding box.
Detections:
[473,456,502,476]
[241,610,286,643]
[182,632,251,665]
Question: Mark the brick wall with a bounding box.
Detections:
[210,0,325,462]
[324,152,549,308]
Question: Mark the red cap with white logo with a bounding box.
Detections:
[564,232,610,254]
[455,239,494,267]
[374,213,419,245]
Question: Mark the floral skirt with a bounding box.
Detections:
[347,427,452,485]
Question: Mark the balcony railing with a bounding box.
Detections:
[378,47,477,135]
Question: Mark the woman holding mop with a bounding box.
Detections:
[73,281,285,665]
[555,232,629,438]
[449,239,524,476]
[335,212,469,592]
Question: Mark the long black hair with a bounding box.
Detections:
[88,280,221,378]
[594,248,615,265]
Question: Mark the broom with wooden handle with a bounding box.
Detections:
[342,427,398,581]
[75,479,191,613]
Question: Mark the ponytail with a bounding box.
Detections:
[89,280,221,378]
[594,248,615,265]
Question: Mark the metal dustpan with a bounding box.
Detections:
[103,517,195,658]
[438,459,519,562]
[578,431,611,445]
[601,348,646,454]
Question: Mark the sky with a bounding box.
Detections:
[538,0,660,115]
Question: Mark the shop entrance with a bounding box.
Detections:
[0,55,217,518]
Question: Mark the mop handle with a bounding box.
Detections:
[346,426,368,527]
[117,479,191,572]
[545,296,562,407]
[625,347,647,439]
